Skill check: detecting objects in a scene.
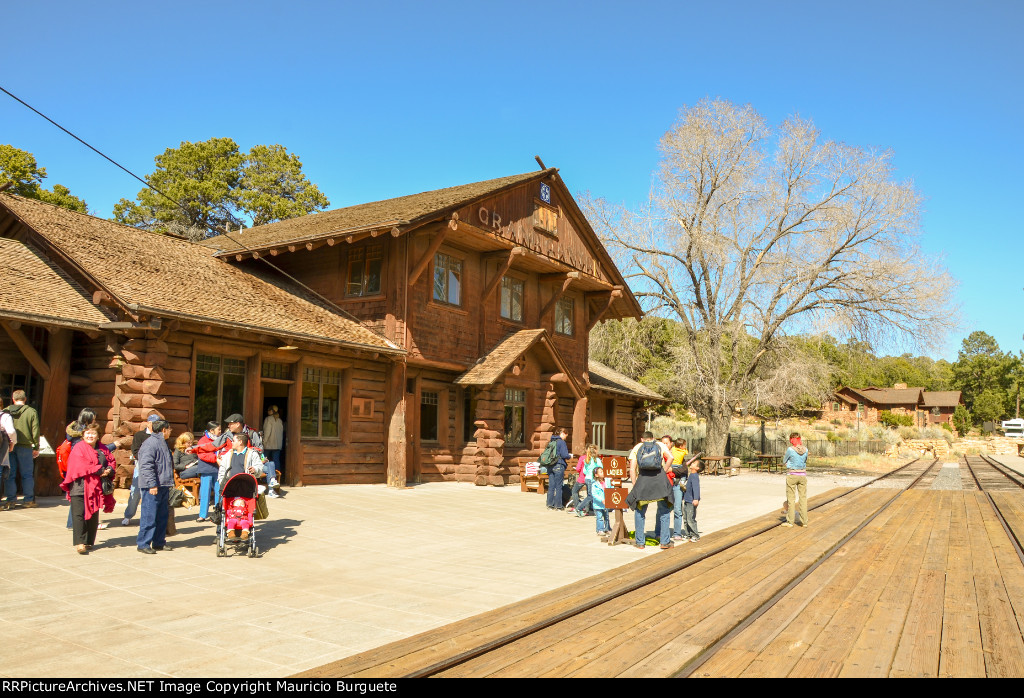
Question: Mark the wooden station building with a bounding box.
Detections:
[0,167,662,493]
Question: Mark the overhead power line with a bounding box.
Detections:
[0,83,390,341]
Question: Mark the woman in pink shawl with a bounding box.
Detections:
[60,423,115,554]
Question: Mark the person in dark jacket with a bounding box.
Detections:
[545,427,572,510]
[136,420,174,554]
[626,431,674,550]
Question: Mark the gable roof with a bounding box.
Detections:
[454,328,583,397]
[839,386,924,406]
[922,391,963,408]
[0,194,401,353]
[201,170,554,254]
[0,238,114,329]
[588,360,667,401]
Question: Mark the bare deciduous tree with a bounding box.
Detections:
[584,99,956,454]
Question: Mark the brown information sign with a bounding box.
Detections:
[603,457,627,480]
[606,487,629,511]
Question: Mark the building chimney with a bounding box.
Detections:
[894,383,907,390]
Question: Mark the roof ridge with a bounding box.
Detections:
[0,192,215,250]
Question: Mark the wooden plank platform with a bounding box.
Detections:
[296,476,1024,678]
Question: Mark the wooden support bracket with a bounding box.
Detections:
[539,272,580,320]
[1,320,51,380]
[586,286,623,331]
[480,247,526,302]
[408,229,450,287]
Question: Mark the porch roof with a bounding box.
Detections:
[587,360,667,402]
[454,329,584,398]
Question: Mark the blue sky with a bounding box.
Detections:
[1,0,1020,361]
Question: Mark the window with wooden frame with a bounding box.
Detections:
[301,367,342,438]
[194,354,246,431]
[500,276,524,322]
[504,388,526,447]
[533,201,558,236]
[346,243,384,297]
[433,252,462,306]
[555,297,574,336]
[420,391,439,442]
[261,362,292,380]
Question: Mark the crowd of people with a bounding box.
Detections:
[0,402,286,555]
[540,428,702,550]
[541,428,811,548]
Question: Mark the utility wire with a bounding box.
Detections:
[0,83,392,340]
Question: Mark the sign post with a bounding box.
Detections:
[603,456,631,546]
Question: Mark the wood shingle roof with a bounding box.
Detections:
[201,170,555,254]
[0,238,114,329]
[588,360,667,401]
[0,194,401,353]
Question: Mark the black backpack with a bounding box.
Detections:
[636,442,663,473]
[0,413,10,460]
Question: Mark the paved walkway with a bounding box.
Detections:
[0,472,867,678]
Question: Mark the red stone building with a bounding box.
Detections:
[823,384,963,427]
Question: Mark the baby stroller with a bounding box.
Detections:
[215,472,259,558]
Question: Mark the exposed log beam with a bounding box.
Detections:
[541,372,570,383]
[538,273,579,320]
[408,230,449,287]
[327,238,336,246]
[269,248,279,256]
[1,320,51,380]
[586,286,623,331]
[305,240,326,252]
[288,244,297,253]
[479,247,526,302]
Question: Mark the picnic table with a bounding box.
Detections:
[700,455,731,476]
[755,454,783,472]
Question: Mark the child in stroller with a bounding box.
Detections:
[216,472,259,557]
[214,432,265,557]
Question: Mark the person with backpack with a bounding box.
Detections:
[626,431,674,550]
[542,427,571,511]
[4,390,40,508]
[0,396,17,510]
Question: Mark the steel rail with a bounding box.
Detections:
[406,458,928,678]
[676,458,939,678]
[964,455,1024,568]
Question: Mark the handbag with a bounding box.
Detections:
[254,493,269,521]
[168,486,185,508]
[100,475,114,496]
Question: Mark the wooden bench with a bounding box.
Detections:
[174,471,202,504]
[518,459,548,493]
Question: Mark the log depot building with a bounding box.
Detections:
[0,168,664,494]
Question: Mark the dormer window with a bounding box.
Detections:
[346,243,383,297]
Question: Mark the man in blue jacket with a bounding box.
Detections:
[545,427,571,510]
[137,420,174,554]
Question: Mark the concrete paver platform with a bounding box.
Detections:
[0,472,865,677]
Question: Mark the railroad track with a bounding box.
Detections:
[962,455,1024,569]
[300,458,948,679]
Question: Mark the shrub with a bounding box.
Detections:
[941,421,953,432]
[826,431,839,442]
[879,410,914,428]
[830,419,841,426]
[898,426,918,440]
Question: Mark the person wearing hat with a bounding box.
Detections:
[122,412,162,526]
[208,413,277,496]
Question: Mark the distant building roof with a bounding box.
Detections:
[588,360,667,401]
[0,194,401,353]
[922,391,963,408]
